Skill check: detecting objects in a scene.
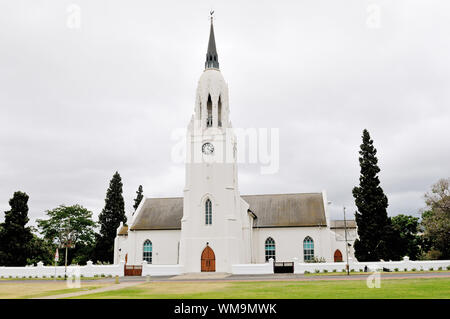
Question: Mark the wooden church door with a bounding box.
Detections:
[334,249,343,262]
[201,246,216,272]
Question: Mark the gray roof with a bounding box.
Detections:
[330,220,357,229]
[130,193,328,230]
[242,193,327,228]
[130,197,183,230]
[205,19,219,69]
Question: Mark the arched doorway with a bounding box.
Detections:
[201,245,215,272]
[334,249,343,262]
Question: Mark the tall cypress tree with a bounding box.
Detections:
[0,191,34,266]
[94,172,127,263]
[133,185,144,212]
[352,129,402,261]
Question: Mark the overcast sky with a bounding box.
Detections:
[1,0,449,226]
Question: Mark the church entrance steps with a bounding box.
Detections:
[169,272,231,280]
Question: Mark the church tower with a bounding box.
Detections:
[178,16,251,273]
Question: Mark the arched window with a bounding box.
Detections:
[206,95,212,127]
[205,198,212,225]
[265,237,275,262]
[303,236,314,262]
[218,96,222,127]
[143,240,152,263]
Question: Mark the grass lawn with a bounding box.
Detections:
[71,278,450,299]
[0,282,113,299]
[305,270,450,276]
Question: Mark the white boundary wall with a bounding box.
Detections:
[293,257,450,274]
[0,261,125,278]
[2,258,449,277]
[232,259,274,274]
[142,262,184,276]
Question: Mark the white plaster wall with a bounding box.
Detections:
[0,261,125,278]
[293,258,450,274]
[126,229,180,265]
[142,262,185,276]
[232,259,274,275]
[114,235,128,264]
[253,227,341,263]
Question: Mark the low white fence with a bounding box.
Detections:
[0,261,125,278]
[142,263,184,276]
[293,257,450,274]
[232,259,274,275]
[1,257,449,278]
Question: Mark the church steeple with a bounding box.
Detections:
[205,14,219,70]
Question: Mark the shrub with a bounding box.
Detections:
[57,275,61,278]
[50,275,54,278]
[304,271,310,274]
[394,268,399,272]
[42,276,46,279]
[404,268,408,272]
[342,269,346,273]
[420,268,424,271]
[94,274,98,278]
[108,274,112,278]
[101,274,105,277]
[350,269,355,272]
[411,268,416,271]
[28,276,32,278]
[323,269,328,273]
[447,266,450,270]
[80,274,84,278]
[429,268,434,271]
[9,276,12,279]
[359,269,363,272]
[332,269,337,272]
[438,267,442,271]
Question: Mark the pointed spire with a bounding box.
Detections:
[205,12,219,70]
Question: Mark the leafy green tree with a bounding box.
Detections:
[0,191,34,266]
[391,214,421,260]
[94,171,127,263]
[421,178,450,259]
[133,185,144,212]
[352,129,402,261]
[37,205,96,266]
[27,233,55,265]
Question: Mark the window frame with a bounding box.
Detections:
[205,198,212,225]
[265,237,276,262]
[303,236,314,262]
[143,239,153,264]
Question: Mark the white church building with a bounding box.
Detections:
[114,18,357,273]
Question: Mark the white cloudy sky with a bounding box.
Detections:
[1,0,449,226]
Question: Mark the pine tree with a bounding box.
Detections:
[94,172,127,263]
[133,185,144,212]
[352,130,402,261]
[0,191,34,266]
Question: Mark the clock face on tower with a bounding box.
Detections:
[202,142,214,155]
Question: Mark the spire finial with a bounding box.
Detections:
[205,11,219,70]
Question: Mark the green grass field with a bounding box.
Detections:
[71,278,450,299]
[0,281,112,299]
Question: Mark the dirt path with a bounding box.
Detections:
[33,280,145,299]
